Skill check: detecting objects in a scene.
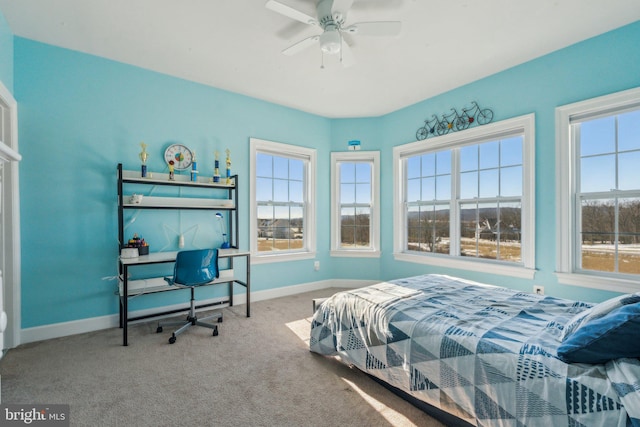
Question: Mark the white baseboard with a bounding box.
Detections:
[18,278,372,346]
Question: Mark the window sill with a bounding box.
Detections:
[556,272,640,293]
[330,250,381,258]
[394,252,536,279]
[251,251,316,265]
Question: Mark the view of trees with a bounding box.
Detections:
[340,211,370,247]
[407,205,522,262]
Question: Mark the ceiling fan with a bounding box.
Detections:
[265,0,402,67]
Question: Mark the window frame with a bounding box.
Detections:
[556,86,640,292]
[393,114,536,279]
[250,137,317,264]
[330,151,381,258]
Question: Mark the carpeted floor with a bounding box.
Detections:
[0,288,445,427]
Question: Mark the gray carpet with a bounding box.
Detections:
[0,288,444,427]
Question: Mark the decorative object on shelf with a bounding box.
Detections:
[225,149,231,185]
[139,142,148,177]
[213,150,220,183]
[129,194,143,204]
[168,160,175,180]
[164,143,193,170]
[416,101,494,141]
[191,150,198,182]
[216,212,230,249]
[126,233,149,255]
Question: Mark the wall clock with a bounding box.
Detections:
[164,144,193,170]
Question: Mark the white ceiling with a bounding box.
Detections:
[1,0,639,118]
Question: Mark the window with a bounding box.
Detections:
[330,151,380,257]
[556,87,640,292]
[393,114,535,278]
[250,138,316,263]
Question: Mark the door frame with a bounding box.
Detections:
[0,80,22,352]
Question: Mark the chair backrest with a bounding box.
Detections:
[172,249,219,286]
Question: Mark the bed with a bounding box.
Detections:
[309,274,640,427]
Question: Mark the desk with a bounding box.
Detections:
[118,248,250,346]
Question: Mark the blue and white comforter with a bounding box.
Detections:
[310,274,640,427]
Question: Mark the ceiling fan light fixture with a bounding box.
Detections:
[320,29,341,54]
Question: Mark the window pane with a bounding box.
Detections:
[256,177,273,201]
[407,178,420,202]
[290,206,304,249]
[580,154,615,193]
[500,137,523,167]
[433,205,450,254]
[341,163,355,182]
[355,163,370,182]
[580,116,616,156]
[257,205,274,252]
[341,183,355,204]
[290,159,304,181]
[435,175,451,201]
[459,202,478,257]
[618,110,640,152]
[618,198,640,274]
[436,151,451,175]
[479,169,499,198]
[500,166,522,197]
[480,141,499,169]
[356,207,370,226]
[618,150,640,191]
[407,205,422,251]
[422,153,436,176]
[580,199,615,272]
[407,156,421,179]
[256,153,273,178]
[273,156,289,179]
[498,202,522,263]
[273,179,289,202]
[341,207,355,225]
[356,183,371,204]
[406,204,448,253]
[290,180,303,203]
[460,145,478,172]
[421,177,435,201]
[460,171,478,199]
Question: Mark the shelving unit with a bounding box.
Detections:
[116,163,250,346]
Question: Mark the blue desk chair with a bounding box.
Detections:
[156,249,223,344]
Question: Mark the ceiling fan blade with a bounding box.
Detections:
[265,0,318,26]
[332,0,354,14]
[282,35,320,56]
[339,38,356,67]
[343,21,401,36]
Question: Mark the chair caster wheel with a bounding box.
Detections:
[213,327,219,336]
[169,336,176,344]
[156,326,163,333]
[218,317,223,323]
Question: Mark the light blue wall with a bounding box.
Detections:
[14,38,333,328]
[330,21,640,301]
[0,8,13,91]
[12,21,640,329]
[364,21,640,302]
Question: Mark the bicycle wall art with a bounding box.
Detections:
[415,101,494,141]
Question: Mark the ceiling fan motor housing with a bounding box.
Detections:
[317,0,346,54]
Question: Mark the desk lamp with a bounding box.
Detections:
[216,212,230,249]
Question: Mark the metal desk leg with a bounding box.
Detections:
[123,264,128,346]
[246,254,251,317]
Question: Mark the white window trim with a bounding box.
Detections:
[249,137,316,264]
[393,113,536,279]
[330,151,381,258]
[556,86,640,292]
